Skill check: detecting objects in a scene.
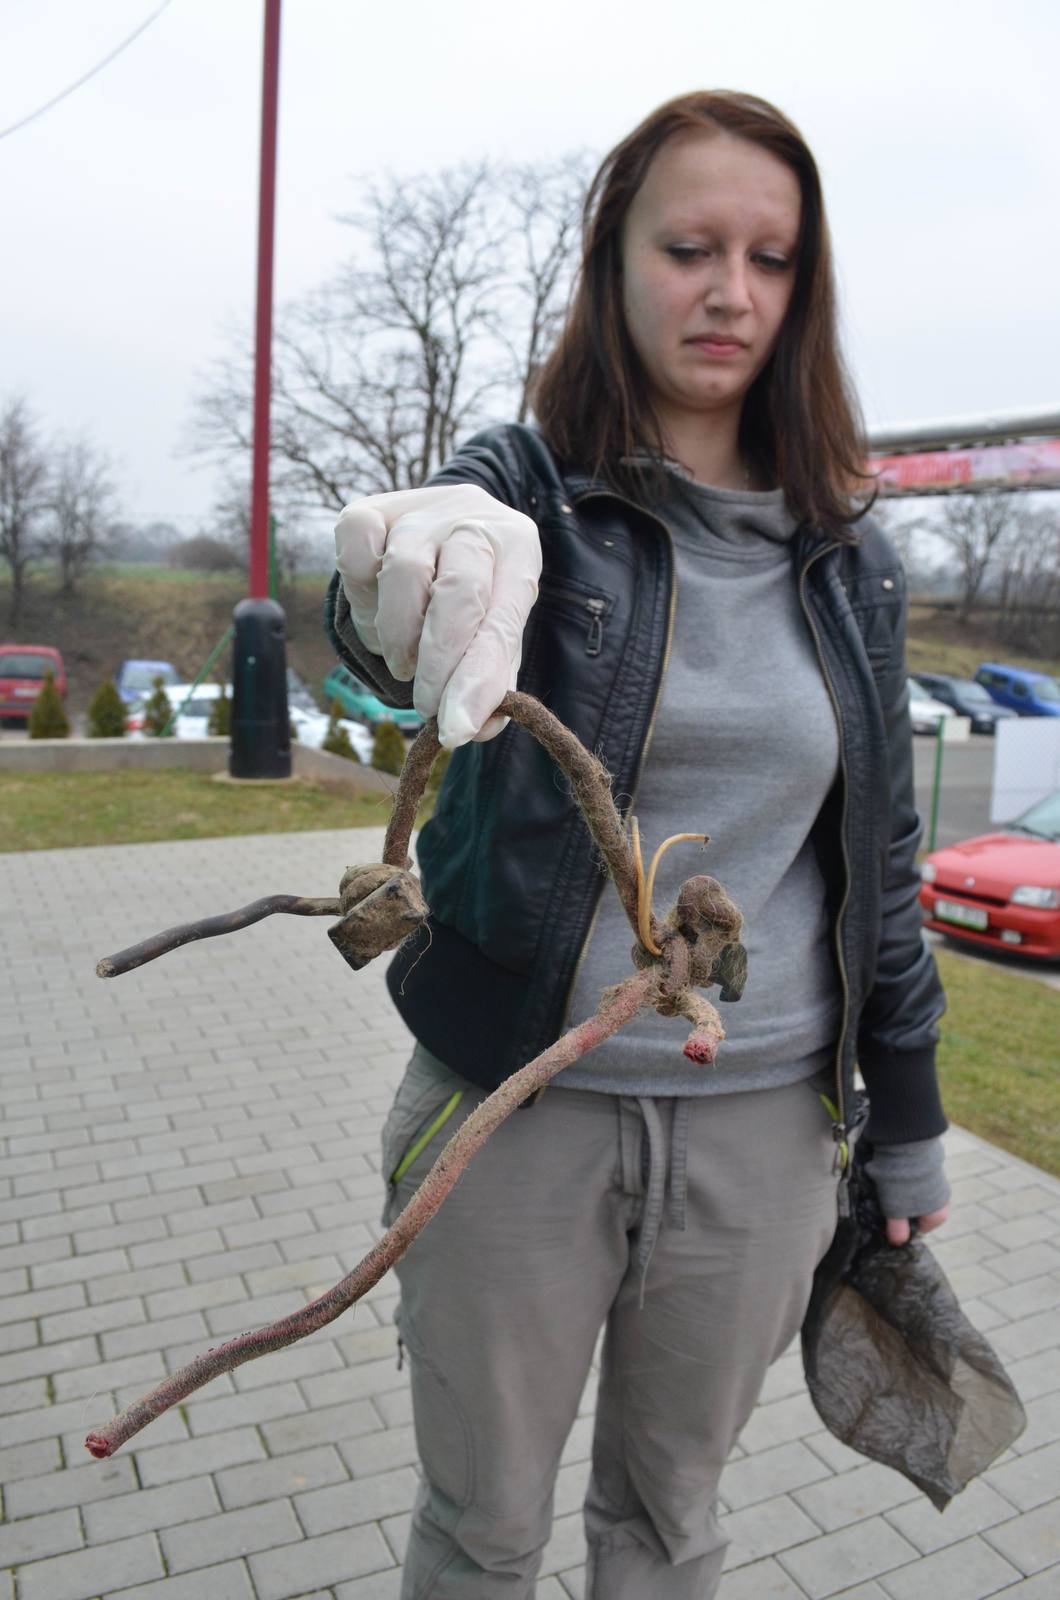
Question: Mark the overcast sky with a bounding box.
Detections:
[3,0,1058,538]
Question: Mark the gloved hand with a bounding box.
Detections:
[335,484,542,748]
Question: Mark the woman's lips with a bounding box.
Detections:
[688,337,746,358]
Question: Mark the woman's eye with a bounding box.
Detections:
[665,245,708,264]
[755,254,791,272]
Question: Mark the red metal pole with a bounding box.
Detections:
[248,0,281,600]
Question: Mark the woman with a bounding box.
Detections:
[326,91,950,1600]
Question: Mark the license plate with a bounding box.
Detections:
[934,898,988,931]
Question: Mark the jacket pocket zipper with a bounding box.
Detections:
[537,580,613,657]
[389,1090,464,1184]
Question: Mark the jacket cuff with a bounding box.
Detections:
[865,1137,950,1220]
[857,1044,948,1144]
[324,570,416,710]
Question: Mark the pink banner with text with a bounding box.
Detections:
[870,437,1060,493]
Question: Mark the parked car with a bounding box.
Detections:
[906,678,955,735]
[974,663,1060,718]
[321,663,423,735]
[0,644,67,724]
[114,659,180,706]
[126,682,230,738]
[911,673,1018,735]
[919,789,1060,959]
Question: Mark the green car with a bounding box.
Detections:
[322,663,423,734]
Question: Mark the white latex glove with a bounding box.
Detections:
[335,484,542,748]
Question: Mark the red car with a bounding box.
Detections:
[919,790,1060,959]
[0,644,67,724]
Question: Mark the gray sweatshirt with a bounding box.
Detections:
[559,474,840,1095]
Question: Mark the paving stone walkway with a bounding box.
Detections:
[1,828,1058,1600]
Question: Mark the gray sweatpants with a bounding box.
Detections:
[381,1045,839,1599]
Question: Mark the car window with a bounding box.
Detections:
[1034,679,1060,702]
[1015,791,1060,839]
[1012,681,1028,697]
[123,666,173,691]
[956,681,992,703]
[0,652,54,678]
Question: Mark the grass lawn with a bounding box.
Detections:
[0,768,403,851]
[935,948,1059,1176]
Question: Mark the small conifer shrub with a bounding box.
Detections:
[28,671,70,739]
[371,719,407,776]
[86,680,128,738]
[143,676,174,738]
[208,684,231,737]
[322,699,359,762]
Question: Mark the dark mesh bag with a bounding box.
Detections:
[801,1092,1026,1510]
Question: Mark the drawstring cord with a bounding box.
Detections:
[634,1096,691,1306]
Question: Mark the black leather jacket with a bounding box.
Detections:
[326,424,947,1149]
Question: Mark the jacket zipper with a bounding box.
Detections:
[585,598,606,656]
[555,490,678,1033]
[539,581,610,656]
[797,540,852,1169]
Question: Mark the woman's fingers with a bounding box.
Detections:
[334,502,389,654]
[413,522,495,717]
[334,483,541,741]
[884,1203,950,1247]
[374,509,453,681]
[437,546,539,747]
[437,617,514,748]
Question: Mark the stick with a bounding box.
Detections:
[84,968,655,1458]
[96,897,341,978]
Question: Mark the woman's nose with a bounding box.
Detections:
[704,257,753,314]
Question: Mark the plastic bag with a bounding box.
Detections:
[801,1092,1026,1510]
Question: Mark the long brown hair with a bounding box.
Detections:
[532,91,873,538]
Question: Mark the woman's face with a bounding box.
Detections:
[620,130,801,440]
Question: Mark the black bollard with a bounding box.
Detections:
[230,598,291,779]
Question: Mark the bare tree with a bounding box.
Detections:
[927,490,1014,623]
[992,502,1060,656]
[110,519,183,564]
[168,533,243,573]
[0,396,50,625]
[45,437,118,596]
[190,157,588,510]
[493,154,591,422]
[872,499,947,596]
[208,474,318,597]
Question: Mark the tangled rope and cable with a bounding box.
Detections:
[85,691,746,1459]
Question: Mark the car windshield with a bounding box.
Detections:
[1009,792,1060,841]
[1033,678,1060,702]
[178,697,215,719]
[123,666,174,691]
[908,680,934,699]
[0,653,53,679]
[954,681,993,703]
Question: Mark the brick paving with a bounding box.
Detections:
[1,827,1058,1600]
